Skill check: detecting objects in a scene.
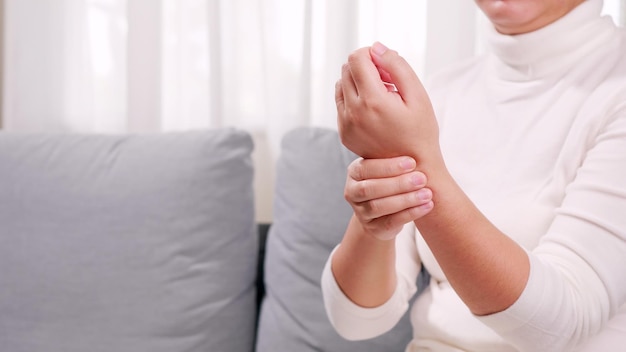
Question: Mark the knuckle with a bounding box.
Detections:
[406,191,422,206]
[349,159,365,181]
[353,204,374,224]
[365,199,381,215]
[343,181,359,203]
[402,193,419,209]
[393,175,414,192]
[343,187,353,203]
[352,208,367,222]
[335,79,342,91]
[394,210,412,225]
[347,51,361,65]
[344,105,360,122]
[388,50,404,65]
[383,161,398,178]
[362,96,384,112]
[354,181,369,201]
[347,56,357,68]
[401,192,422,211]
[407,206,425,220]
[402,173,420,192]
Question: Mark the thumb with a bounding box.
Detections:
[370,42,425,103]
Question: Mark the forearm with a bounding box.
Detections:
[415,165,530,316]
[331,215,397,308]
[335,42,529,315]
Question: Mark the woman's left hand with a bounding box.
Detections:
[335,42,441,167]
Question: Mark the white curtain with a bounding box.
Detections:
[2,0,624,220]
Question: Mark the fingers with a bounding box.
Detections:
[369,41,424,105]
[360,201,434,238]
[377,66,392,84]
[348,156,416,181]
[346,47,388,99]
[337,43,424,104]
[346,169,427,203]
[353,188,433,223]
[335,79,344,113]
[341,63,358,101]
[336,45,404,119]
[345,157,434,227]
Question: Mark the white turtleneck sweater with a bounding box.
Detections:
[321,0,626,351]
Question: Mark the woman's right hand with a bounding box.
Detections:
[345,156,434,241]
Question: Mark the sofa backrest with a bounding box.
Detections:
[0,129,258,352]
[256,127,417,351]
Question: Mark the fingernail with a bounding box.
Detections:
[411,174,425,187]
[371,42,388,56]
[417,188,432,201]
[400,157,416,170]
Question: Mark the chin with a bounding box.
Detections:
[475,0,583,35]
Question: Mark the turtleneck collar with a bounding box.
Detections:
[485,0,615,81]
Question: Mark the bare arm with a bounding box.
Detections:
[336,42,529,315]
[414,167,529,315]
[331,216,398,308]
[331,156,433,308]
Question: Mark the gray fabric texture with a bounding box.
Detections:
[0,129,258,352]
[256,127,416,351]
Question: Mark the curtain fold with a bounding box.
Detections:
[127,0,162,132]
[3,0,625,134]
[2,0,435,136]
[0,0,3,129]
[2,0,623,220]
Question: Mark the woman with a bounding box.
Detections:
[321,0,626,351]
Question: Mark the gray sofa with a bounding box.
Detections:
[0,126,423,351]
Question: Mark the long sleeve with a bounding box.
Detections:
[321,1,626,350]
[321,223,421,340]
[478,108,626,351]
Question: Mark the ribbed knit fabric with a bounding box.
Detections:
[322,0,626,350]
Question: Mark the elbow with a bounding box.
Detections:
[331,316,387,341]
[321,269,386,341]
[321,266,408,341]
[324,302,398,341]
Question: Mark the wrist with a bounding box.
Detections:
[352,215,399,243]
[412,147,450,184]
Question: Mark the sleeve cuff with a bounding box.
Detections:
[321,245,413,340]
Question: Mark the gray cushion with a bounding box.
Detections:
[0,129,257,352]
[256,127,416,351]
